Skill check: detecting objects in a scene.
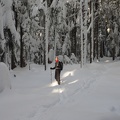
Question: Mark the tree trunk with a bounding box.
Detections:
[80,0,83,67]
[71,27,77,56]
[20,24,24,67]
[112,47,115,61]
[12,3,18,30]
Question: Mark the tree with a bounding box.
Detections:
[0,0,20,69]
[101,0,120,60]
[1,0,120,70]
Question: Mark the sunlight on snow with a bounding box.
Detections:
[68,79,78,85]
[105,60,110,62]
[50,81,58,87]
[62,70,75,78]
[52,88,65,94]
[97,60,99,62]
[50,81,65,93]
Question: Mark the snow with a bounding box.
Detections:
[0,62,11,93]
[0,57,120,120]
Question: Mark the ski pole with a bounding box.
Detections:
[51,69,52,83]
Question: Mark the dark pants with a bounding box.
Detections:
[55,69,61,84]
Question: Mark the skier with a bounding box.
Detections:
[50,56,63,85]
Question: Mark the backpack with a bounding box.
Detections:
[60,61,63,70]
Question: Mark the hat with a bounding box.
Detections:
[55,56,59,63]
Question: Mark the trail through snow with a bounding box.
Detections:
[20,63,108,120]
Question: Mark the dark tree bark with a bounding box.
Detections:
[70,27,77,56]
[20,24,26,67]
[94,1,99,60]
[4,28,16,69]
[12,3,18,30]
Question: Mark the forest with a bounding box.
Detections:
[0,0,120,70]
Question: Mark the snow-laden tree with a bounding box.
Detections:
[1,0,120,70]
[100,0,120,60]
[0,0,20,69]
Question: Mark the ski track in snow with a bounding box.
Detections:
[20,64,108,120]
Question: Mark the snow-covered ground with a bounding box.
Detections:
[0,57,120,120]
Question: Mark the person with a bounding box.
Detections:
[50,56,63,85]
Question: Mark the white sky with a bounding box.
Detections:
[0,57,120,120]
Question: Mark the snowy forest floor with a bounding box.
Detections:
[0,57,120,120]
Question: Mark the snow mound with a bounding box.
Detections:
[0,62,11,93]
